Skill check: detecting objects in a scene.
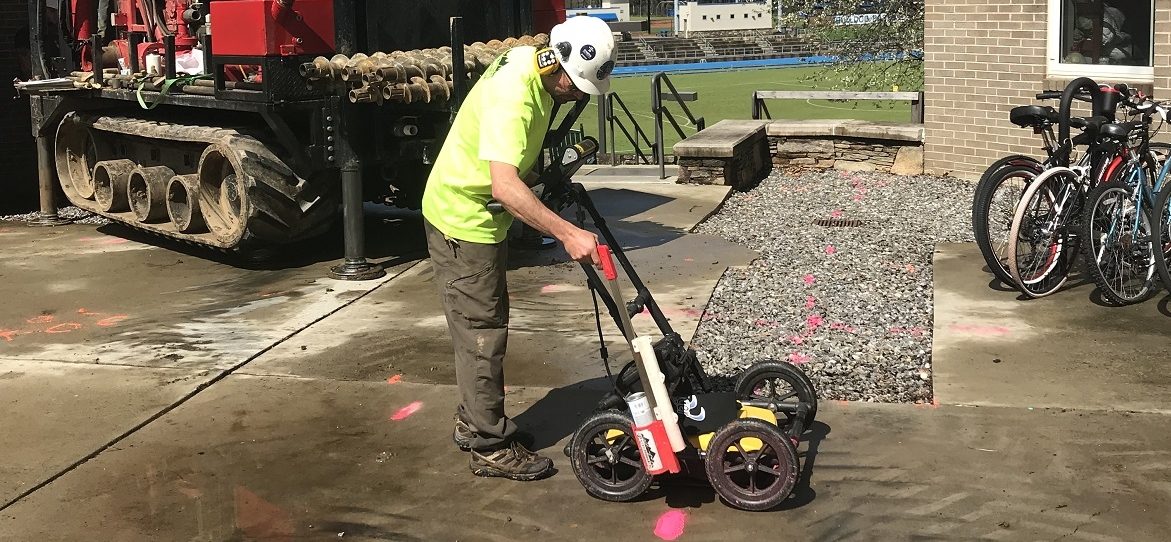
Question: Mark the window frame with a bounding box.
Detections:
[1046,0,1154,81]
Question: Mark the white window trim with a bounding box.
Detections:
[1046,0,1154,82]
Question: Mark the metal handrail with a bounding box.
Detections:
[652,72,705,179]
[596,92,654,165]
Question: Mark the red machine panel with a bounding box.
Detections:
[210,0,336,56]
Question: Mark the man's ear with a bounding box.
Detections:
[535,47,560,76]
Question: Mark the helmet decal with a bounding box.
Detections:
[556,41,573,61]
[596,60,615,81]
[580,44,596,61]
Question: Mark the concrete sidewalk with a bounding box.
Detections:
[2,179,1170,541]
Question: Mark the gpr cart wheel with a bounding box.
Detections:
[704,418,799,511]
[569,410,653,502]
[735,361,818,429]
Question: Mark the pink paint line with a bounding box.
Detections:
[805,314,823,329]
[830,209,844,219]
[386,374,402,385]
[540,284,575,294]
[789,335,805,345]
[390,401,423,421]
[788,352,812,364]
[949,324,1012,337]
[825,245,837,256]
[805,296,816,310]
[654,510,687,541]
[803,274,816,286]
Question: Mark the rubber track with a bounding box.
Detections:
[62,113,335,250]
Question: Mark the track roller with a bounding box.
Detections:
[93,159,135,212]
[128,165,174,223]
[166,174,206,233]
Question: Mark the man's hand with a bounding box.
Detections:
[490,161,599,265]
[559,226,599,265]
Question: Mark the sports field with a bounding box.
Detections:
[556,65,917,155]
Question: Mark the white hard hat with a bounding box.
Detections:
[549,16,617,96]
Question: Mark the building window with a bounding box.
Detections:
[1048,0,1153,81]
[730,14,735,18]
[716,14,721,19]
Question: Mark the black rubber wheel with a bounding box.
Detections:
[734,361,817,434]
[568,410,652,502]
[1154,180,1171,293]
[973,162,1039,284]
[1081,180,1158,304]
[704,418,799,511]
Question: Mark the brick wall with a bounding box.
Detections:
[0,0,39,213]
[923,0,1171,180]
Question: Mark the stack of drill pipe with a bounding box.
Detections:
[301,34,547,105]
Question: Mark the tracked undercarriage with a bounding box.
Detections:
[56,113,337,249]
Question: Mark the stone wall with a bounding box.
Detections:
[770,136,924,175]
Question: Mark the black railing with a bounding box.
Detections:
[597,92,655,165]
[652,72,704,179]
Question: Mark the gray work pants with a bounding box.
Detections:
[424,218,516,451]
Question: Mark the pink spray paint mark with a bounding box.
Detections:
[806,314,823,329]
[788,352,812,364]
[386,374,402,385]
[0,329,19,342]
[852,193,865,202]
[27,315,54,324]
[789,335,805,345]
[825,245,837,255]
[45,322,82,334]
[390,401,423,421]
[830,209,844,219]
[540,284,574,294]
[804,296,816,310]
[906,264,918,274]
[753,319,776,328]
[803,274,816,286]
[683,257,694,262]
[95,315,128,327]
[653,510,687,541]
[949,324,1012,337]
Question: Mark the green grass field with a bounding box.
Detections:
[554,65,917,155]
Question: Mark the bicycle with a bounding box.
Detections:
[1082,98,1170,304]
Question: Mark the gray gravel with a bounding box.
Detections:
[0,206,111,225]
[692,168,976,403]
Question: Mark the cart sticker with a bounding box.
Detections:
[682,395,706,422]
[635,429,662,471]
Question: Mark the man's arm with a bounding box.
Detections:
[490,161,599,264]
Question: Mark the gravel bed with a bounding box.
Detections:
[0,206,111,225]
[692,168,976,403]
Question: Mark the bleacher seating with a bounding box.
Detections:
[612,33,823,67]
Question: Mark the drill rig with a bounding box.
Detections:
[21,0,566,278]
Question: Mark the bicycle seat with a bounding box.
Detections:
[1070,116,1109,145]
[1099,121,1140,141]
[1010,105,1058,128]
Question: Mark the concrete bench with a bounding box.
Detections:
[767,120,925,175]
[672,119,770,190]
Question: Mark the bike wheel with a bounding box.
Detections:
[1154,181,1171,293]
[973,163,1038,284]
[1006,168,1083,298]
[1083,180,1158,304]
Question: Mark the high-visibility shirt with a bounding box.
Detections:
[422,46,554,244]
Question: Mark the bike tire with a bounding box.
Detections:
[1006,168,1083,298]
[973,162,1040,284]
[1082,180,1158,304]
[1155,180,1171,293]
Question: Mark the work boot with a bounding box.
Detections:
[453,416,534,452]
[469,441,554,481]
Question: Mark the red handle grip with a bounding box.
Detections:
[598,244,617,281]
